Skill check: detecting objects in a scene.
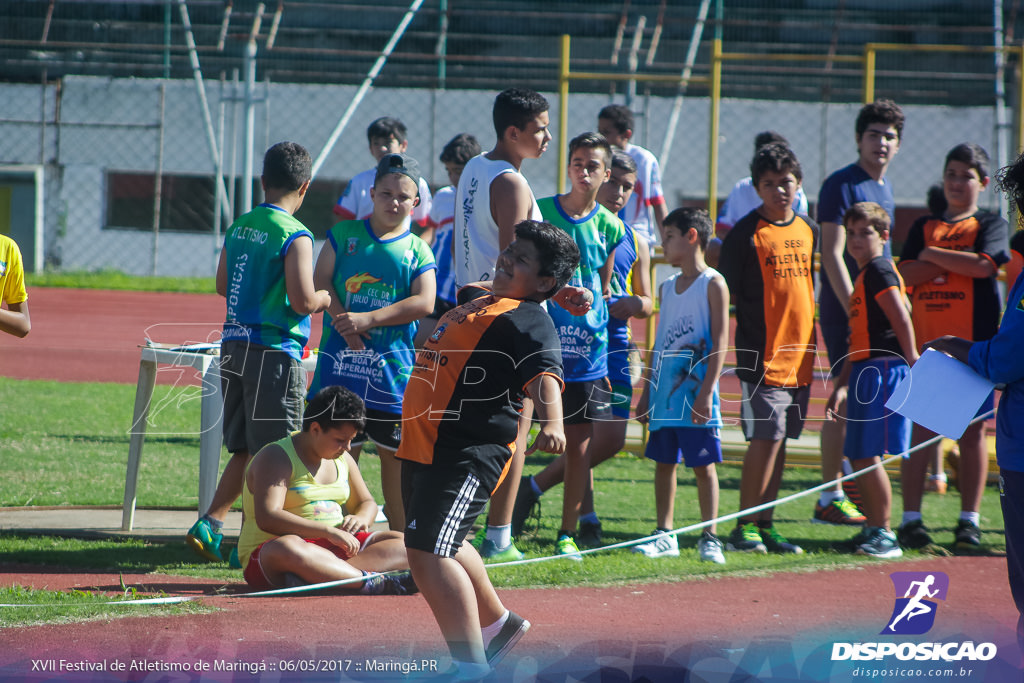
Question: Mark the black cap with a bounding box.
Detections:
[375,153,421,194]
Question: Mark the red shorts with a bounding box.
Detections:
[243,531,374,591]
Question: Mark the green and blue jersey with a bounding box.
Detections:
[221,204,314,361]
[308,219,436,414]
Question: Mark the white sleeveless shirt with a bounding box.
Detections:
[453,153,541,288]
[649,268,723,429]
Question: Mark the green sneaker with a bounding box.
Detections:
[228,546,242,569]
[556,534,583,562]
[186,518,224,562]
[759,525,804,554]
[726,522,767,553]
[479,539,525,563]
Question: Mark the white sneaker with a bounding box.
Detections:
[697,531,726,564]
[631,530,680,558]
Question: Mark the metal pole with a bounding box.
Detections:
[242,38,256,212]
[995,0,1010,216]
[657,0,712,165]
[151,82,166,276]
[708,38,722,224]
[310,0,426,179]
[559,34,570,195]
[176,0,232,223]
[214,75,226,272]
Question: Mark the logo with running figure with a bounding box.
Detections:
[882,571,949,635]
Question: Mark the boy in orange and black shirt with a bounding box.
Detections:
[897,142,1010,554]
[398,220,581,678]
[719,142,818,555]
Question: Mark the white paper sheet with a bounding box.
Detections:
[885,348,996,440]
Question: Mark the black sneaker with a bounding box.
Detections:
[365,571,419,596]
[511,476,541,537]
[578,519,603,548]
[485,611,530,667]
[896,519,934,549]
[953,519,982,554]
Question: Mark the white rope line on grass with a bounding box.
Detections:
[487,409,996,568]
[0,409,996,606]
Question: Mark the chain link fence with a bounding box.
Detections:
[0,1,1019,276]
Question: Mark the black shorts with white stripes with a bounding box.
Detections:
[400,460,493,558]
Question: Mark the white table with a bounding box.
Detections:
[121,344,316,531]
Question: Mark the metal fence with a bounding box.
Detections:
[0,1,1020,276]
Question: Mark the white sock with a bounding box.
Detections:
[931,472,948,482]
[960,511,980,526]
[902,511,923,526]
[485,524,512,549]
[819,490,843,506]
[481,610,510,648]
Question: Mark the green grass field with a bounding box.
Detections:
[0,376,1007,627]
[25,271,216,294]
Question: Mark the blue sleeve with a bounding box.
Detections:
[816,173,846,225]
[968,274,1024,384]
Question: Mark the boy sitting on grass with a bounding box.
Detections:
[238,385,417,594]
[825,202,918,558]
[397,220,580,679]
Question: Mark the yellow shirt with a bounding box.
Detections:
[238,434,351,566]
[0,235,27,306]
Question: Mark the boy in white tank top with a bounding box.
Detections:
[633,208,729,564]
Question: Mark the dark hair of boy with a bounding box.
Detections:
[610,148,637,175]
[568,132,613,168]
[598,104,634,135]
[440,133,482,166]
[366,116,408,145]
[945,142,990,180]
[492,88,549,138]
[843,201,891,234]
[664,207,713,251]
[303,385,367,433]
[997,150,1024,215]
[926,183,948,216]
[262,141,311,192]
[514,219,581,298]
[754,131,789,153]
[855,99,905,141]
[750,142,803,186]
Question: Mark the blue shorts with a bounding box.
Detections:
[844,357,911,461]
[645,426,723,468]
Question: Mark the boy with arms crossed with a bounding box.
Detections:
[309,153,436,532]
[399,220,579,679]
[816,100,904,527]
[633,208,728,564]
[719,143,817,555]
[513,149,652,545]
[897,143,1009,553]
[538,132,624,559]
[238,386,416,594]
[188,141,331,562]
[825,202,918,558]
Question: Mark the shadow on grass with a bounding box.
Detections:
[0,531,203,574]
[50,433,202,447]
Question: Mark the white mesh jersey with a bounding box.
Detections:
[453,153,541,288]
